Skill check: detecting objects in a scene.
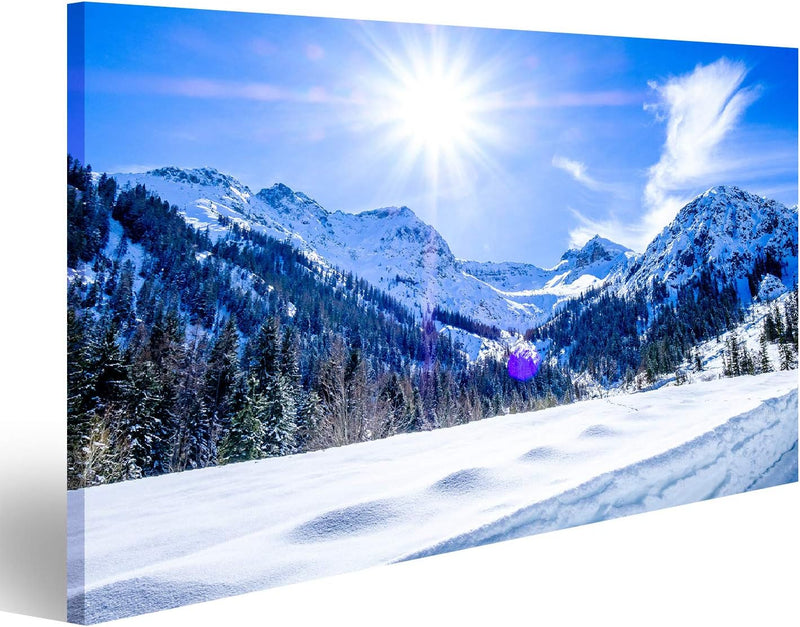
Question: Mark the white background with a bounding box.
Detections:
[1,0,797,625]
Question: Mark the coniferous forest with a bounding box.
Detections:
[67,156,798,489]
[67,156,579,488]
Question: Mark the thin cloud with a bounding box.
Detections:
[306,43,325,61]
[639,58,760,245]
[108,163,163,174]
[552,155,630,197]
[502,89,643,109]
[87,70,354,105]
[568,58,764,253]
[567,207,646,250]
[552,155,602,190]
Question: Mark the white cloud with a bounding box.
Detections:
[567,207,648,250]
[552,155,601,190]
[568,58,763,253]
[639,58,759,243]
[552,155,630,197]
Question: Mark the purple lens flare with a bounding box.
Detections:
[507,344,541,381]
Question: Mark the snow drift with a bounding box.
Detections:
[68,371,798,623]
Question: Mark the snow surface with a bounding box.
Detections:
[68,371,798,623]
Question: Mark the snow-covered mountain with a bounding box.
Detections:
[458,235,634,293]
[109,170,797,337]
[111,167,631,332]
[619,185,798,297]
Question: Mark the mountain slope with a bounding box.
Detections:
[109,171,797,340]
[620,185,798,297]
[111,167,631,331]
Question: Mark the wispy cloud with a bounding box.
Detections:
[640,58,760,242]
[87,70,353,105]
[567,58,762,252]
[552,155,633,204]
[567,207,647,250]
[502,89,643,110]
[552,155,603,191]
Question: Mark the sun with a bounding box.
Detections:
[391,66,478,160]
[360,27,501,186]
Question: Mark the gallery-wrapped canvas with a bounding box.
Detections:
[65,2,798,623]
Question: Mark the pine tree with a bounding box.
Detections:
[758,331,772,374]
[279,326,302,413]
[722,337,733,377]
[203,317,242,462]
[783,295,797,345]
[247,317,282,393]
[261,372,298,457]
[110,259,137,334]
[123,359,163,479]
[67,308,93,488]
[779,341,795,371]
[295,389,321,451]
[739,344,755,376]
[219,376,266,464]
[171,332,212,471]
[764,310,778,342]
[729,334,741,377]
[774,305,785,341]
[694,349,703,372]
[89,321,131,414]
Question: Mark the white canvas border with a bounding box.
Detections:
[1,1,797,625]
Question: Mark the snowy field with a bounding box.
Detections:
[67,371,798,623]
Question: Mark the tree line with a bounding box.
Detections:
[526,265,797,387]
[67,156,577,488]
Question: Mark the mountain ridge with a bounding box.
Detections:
[111,166,633,331]
[618,184,798,298]
[109,167,798,334]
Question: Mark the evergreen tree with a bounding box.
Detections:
[260,372,298,456]
[295,389,321,451]
[694,349,703,372]
[171,332,212,471]
[729,334,741,377]
[739,344,755,376]
[203,317,242,461]
[758,331,772,374]
[122,359,164,479]
[779,340,796,371]
[774,305,785,341]
[67,308,93,488]
[219,376,266,464]
[247,317,282,393]
[764,310,778,341]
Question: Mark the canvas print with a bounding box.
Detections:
[66,2,798,623]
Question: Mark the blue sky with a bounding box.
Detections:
[69,3,798,267]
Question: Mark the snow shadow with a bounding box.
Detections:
[69,577,236,624]
[580,424,617,438]
[288,499,402,543]
[519,446,561,462]
[429,467,492,495]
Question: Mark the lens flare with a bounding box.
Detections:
[508,344,541,381]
